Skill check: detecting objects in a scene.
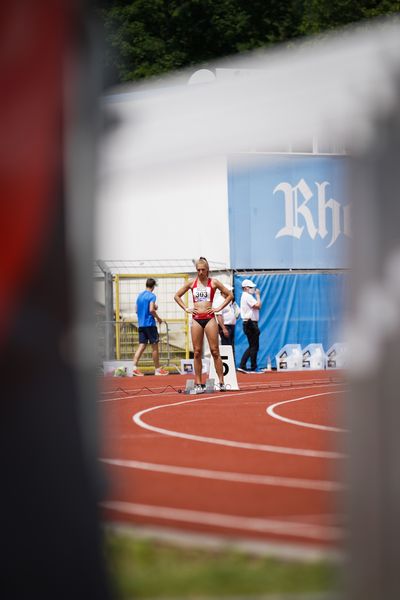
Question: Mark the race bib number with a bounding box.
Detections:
[194,288,210,301]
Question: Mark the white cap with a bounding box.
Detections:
[241,279,256,288]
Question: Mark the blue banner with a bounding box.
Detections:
[233,273,347,370]
[228,154,349,269]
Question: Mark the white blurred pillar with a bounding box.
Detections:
[346,78,400,600]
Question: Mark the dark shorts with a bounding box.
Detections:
[138,326,159,344]
[193,317,214,329]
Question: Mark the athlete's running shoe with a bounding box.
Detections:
[217,383,226,392]
[236,367,248,373]
[194,384,204,394]
[132,368,144,377]
[155,367,169,376]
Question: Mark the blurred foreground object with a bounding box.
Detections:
[101,19,400,171]
[346,74,400,599]
[0,2,110,599]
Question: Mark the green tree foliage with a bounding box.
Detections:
[98,0,400,83]
[299,0,400,35]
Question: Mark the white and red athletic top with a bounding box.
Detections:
[191,277,216,320]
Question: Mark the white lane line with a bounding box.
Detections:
[274,513,341,524]
[100,501,342,541]
[132,390,344,459]
[100,457,343,492]
[267,391,347,432]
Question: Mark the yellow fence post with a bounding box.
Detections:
[115,274,121,360]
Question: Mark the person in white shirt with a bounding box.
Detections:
[238,279,262,373]
[216,285,237,355]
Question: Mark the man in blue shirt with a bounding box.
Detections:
[132,278,168,376]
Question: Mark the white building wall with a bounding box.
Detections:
[95,155,230,266]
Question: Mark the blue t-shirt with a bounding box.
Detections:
[136,290,156,327]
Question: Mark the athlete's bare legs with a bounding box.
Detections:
[191,320,205,385]
[205,319,224,384]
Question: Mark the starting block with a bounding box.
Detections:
[204,378,215,393]
[184,380,195,394]
[184,378,216,394]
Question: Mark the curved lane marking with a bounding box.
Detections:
[100,500,342,541]
[267,390,347,432]
[100,457,343,492]
[132,390,344,459]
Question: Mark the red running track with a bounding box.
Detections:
[99,370,347,557]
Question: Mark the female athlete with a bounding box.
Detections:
[174,257,233,393]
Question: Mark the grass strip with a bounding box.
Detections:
[104,530,339,599]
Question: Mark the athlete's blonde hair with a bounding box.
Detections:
[195,256,209,273]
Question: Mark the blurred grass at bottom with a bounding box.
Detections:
[104,529,339,599]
